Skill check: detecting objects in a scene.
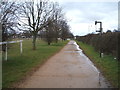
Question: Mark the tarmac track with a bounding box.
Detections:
[18,40,110,88]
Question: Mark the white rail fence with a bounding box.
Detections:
[0,40,23,61]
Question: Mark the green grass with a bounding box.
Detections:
[2,39,68,88]
[76,41,119,88]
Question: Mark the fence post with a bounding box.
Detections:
[0,40,23,60]
[20,41,23,55]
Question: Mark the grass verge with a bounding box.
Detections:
[2,39,68,88]
[76,41,119,88]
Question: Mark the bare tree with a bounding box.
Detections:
[43,2,65,44]
[44,16,71,44]
[45,18,71,43]
[0,0,19,51]
[44,18,55,45]
[20,0,56,50]
[59,20,70,40]
[0,1,19,42]
[51,3,64,43]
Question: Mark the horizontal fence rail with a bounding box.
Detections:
[0,40,23,45]
[0,40,23,61]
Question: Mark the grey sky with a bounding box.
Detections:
[53,0,118,36]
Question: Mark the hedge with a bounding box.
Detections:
[76,32,120,60]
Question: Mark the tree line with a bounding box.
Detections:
[76,31,120,61]
[0,0,74,50]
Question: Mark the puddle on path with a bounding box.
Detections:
[65,40,112,88]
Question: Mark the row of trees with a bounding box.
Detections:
[39,19,74,45]
[0,0,73,50]
[76,31,119,60]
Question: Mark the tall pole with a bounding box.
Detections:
[95,21,103,58]
[100,22,102,35]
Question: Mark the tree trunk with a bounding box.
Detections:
[55,31,58,43]
[55,37,58,43]
[48,41,51,45]
[32,35,37,50]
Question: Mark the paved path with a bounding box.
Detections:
[18,40,110,88]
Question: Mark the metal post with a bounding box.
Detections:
[95,21,103,58]
[99,22,102,57]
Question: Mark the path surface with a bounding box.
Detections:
[18,40,110,88]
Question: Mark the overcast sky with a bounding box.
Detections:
[52,0,118,36]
